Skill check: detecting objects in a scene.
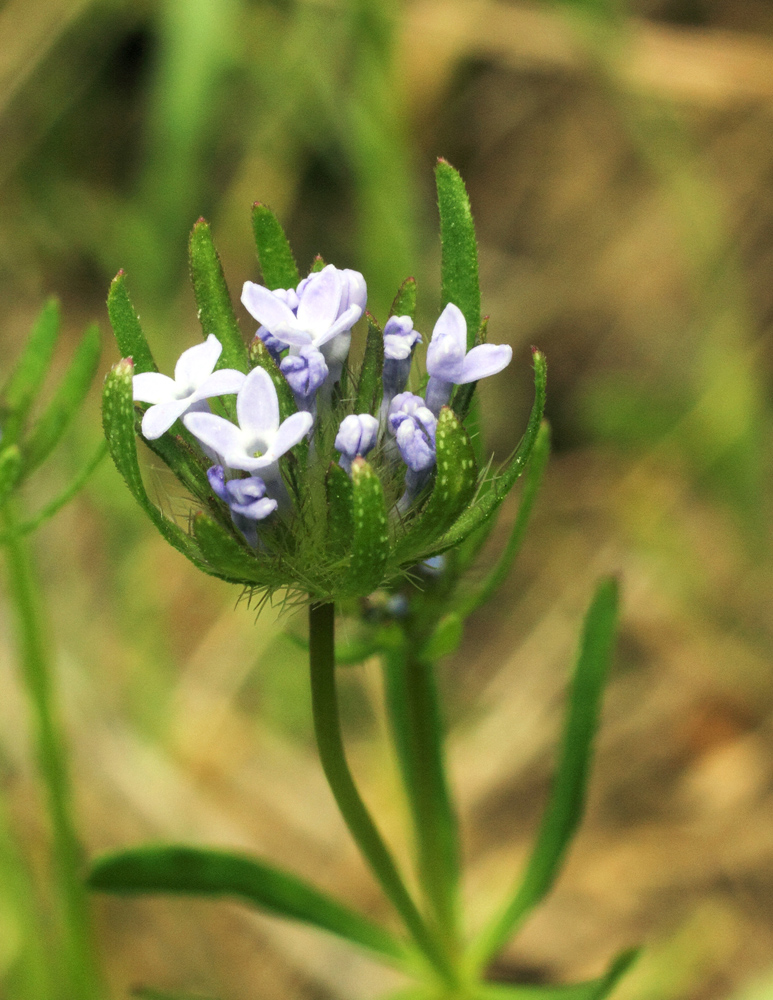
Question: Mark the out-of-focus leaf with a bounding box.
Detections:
[251,203,301,291]
[1,300,60,444]
[355,314,384,416]
[471,577,620,965]
[189,220,249,374]
[107,273,157,375]
[24,324,101,472]
[475,949,638,1000]
[420,611,463,661]
[88,845,408,963]
[436,159,480,348]
[457,421,551,618]
[0,446,22,506]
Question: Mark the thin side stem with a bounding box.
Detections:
[1,503,101,1000]
[308,602,456,986]
[383,644,461,955]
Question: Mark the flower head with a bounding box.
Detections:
[132,335,246,439]
[184,366,313,478]
[280,346,329,404]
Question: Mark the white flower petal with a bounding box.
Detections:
[296,266,343,336]
[192,368,247,400]
[265,411,314,461]
[314,304,362,348]
[174,334,222,390]
[141,398,192,439]
[132,371,177,404]
[183,412,249,468]
[457,343,513,384]
[241,282,297,330]
[236,367,280,442]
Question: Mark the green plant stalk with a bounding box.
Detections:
[1,503,101,1000]
[382,643,461,956]
[308,602,456,986]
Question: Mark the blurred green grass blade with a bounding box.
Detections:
[24,324,101,473]
[430,350,547,555]
[355,314,385,416]
[457,422,551,618]
[88,844,408,963]
[1,300,60,445]
[344,458,389,596]
[102,360,215,577]
[251,203,301,291]
[390,277,417,319]
[0,443,106,543]
[107,273,157,375]
[189,220,249,373]
[471,577,620,967]
[476,949,638,1000]
[436,159,480,348]
[0,446,22,506]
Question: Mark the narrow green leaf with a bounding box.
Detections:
[471,577,620,966]
[430,350,547,555]
[88,844,408,963]
[251,203,301,291]
[24,324,101,472]
[107,272,157,375]
[326,462,353,553]
[0,443,106,543]
[344,458,390,595]
[397,407,478,558]
[189,220,249,373]
[102,360,215,577]
[436,159,480,348]
[1,299,60,444]
[475,949,638,1000]
[0,446,22,505]
[248,337,297,421]
[452,317,489,423]
[192,512,276,586]
[310,254,326,273]
[390,277,417,320]
[457,421,551,618]
[355,314,385,416]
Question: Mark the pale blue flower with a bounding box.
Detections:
[132,335,246,440]
[381,315,422,422]
[280,346,329,412]
[241,265,366,379]
[335,414,378,473]
[184,366,313,479]
[388,392,437,473]
[425,303,512,414]
[207,466,277,547]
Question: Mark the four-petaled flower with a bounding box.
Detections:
[132,334,246,440]
[184,367,313,478]
[425,303,512,414]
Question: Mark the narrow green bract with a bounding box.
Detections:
[356,315,385,416]
[107,273,157,375]
[189,220,249,373]
[251,203,301,291]
[345,458,390,595]
[436,159,480,349]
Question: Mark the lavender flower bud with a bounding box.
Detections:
[280,346,329,408]
[335,413,379,473]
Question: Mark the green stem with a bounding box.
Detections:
[383,642,461,955]
[1,503,101,1000]
[308,602,456,986]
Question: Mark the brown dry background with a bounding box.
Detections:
[1,1,773,998]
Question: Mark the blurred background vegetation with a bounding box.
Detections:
[1,0,773,997]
